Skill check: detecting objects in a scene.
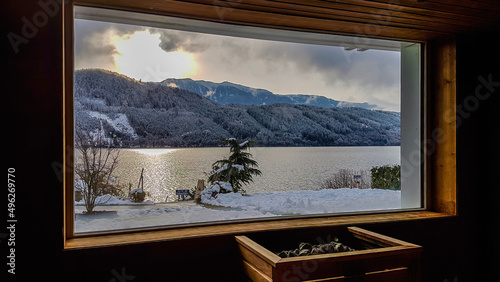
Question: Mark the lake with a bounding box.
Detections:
[111,146,400,202]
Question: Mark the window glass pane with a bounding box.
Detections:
[401,43,422,209]
[73,7,422,234]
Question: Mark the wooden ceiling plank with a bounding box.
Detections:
[150,0,499,28]
[183,0,476,33]
[315,0,497,28]
[370,0,500,20]
[473,0,500,4]
[181,0,470,33]
[427,0,500,11]
[75,0,447,41]
[303,0,500,25]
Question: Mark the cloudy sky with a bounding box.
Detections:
[74,19,401,111]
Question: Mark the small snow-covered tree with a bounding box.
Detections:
[208,138,262,194]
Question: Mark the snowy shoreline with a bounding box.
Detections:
[75,188,401,233]
[75,194,154,206]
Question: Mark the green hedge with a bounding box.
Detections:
[370,165,401,190]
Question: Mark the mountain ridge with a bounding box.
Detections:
[74,69,400,147]
[162,78,377,109]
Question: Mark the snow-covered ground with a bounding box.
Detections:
[75,188,400,233]
[75,194,154,206]
[203,188,400,215]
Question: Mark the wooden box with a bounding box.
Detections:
[235,226,422,282]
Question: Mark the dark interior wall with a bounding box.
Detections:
[454,29,499,281]
[4,0,65,280]
[4,1,499,281]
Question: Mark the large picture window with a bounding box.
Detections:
[71,6,422,234]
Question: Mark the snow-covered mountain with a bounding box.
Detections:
[163,78,377,109]
[74,69,399,147]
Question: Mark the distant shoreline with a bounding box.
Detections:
[74,144,402,150]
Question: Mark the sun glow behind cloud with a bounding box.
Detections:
[111,30,196,81]
[74,18,402,111]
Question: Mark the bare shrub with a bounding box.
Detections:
[321,169,371,189]
[74,124,122,213]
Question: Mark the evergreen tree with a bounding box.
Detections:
[208,138,262,194]
[370,165,401,190]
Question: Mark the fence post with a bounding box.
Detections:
[194,179,204,204]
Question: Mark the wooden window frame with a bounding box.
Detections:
[63,0,456,249]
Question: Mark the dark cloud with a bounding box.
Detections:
[153,29,211,53]
[295,45,400,89]
[251,41,399,87]
[74,20,114,60]
[301,45,350,71]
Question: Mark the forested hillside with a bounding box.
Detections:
[74,69,400,147]
[162,78,377,109]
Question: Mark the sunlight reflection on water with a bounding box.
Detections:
[129,148,177,156]
[113,147,400,203]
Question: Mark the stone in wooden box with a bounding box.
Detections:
[235,226,422,282]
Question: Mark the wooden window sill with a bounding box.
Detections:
[64,211,452,250]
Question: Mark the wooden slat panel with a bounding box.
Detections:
[238,245,274,278]
[241,259,272,282]
[330,0,500,26]
[236,237,279,278]
[300,0,499,25]
[258,0,492,28]
[429,0,500,11]
[236,227,421,281]
[371,0,500,20]
[471,0,500,4]
[279,245,420,265]
[347,226,421,248]
[236,236,281,266]
[183,0,474,33]
[305,267,411,281]
[276,250,415,281]
[75,0,499,39]
[430,36,457,215]
[74,0,440,40]
[362,267,411,282]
